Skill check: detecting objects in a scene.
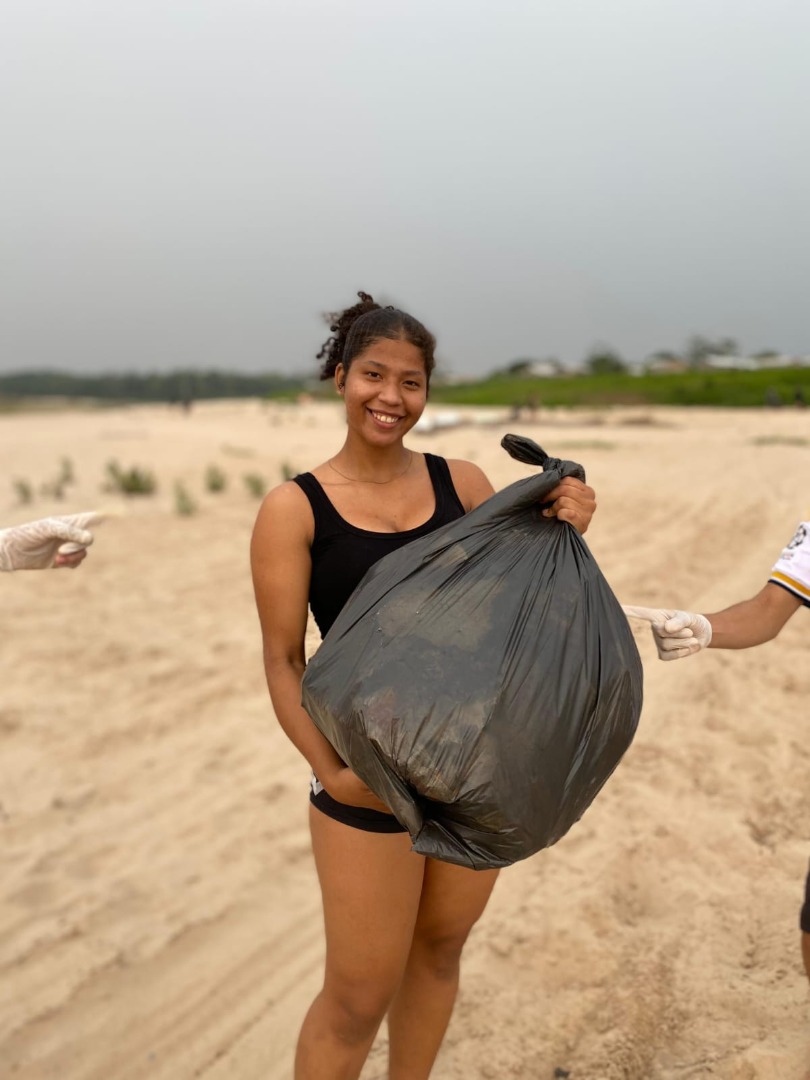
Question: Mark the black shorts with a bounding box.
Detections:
[801,863,810,934]
[309,778,408,834]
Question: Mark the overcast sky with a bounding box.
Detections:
[2,0,809,377]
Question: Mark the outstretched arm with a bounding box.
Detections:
[624,519,809,660]
[623,584,802,660]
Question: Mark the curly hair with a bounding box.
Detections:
[316,291,436,387]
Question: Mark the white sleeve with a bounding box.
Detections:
[768,521,810,607]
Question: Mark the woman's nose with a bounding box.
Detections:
[377,380,403,405]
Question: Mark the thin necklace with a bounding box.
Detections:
[327,450,414,485]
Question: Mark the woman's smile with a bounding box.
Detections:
[369,409,402,427]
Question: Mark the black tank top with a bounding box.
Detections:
[293,454,466,638]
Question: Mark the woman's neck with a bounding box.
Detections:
[329,438,413,484]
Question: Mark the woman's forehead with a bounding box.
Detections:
[353,338,426,372]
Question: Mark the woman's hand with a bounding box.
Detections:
[542,477,597,534]
[322,766,393,814]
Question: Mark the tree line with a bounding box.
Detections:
[0,369,304,402]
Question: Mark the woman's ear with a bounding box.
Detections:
[335,364,346,393]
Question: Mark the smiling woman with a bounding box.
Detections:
[317,291,435,479]
[249,290,597,1080]
[329,336,429,480]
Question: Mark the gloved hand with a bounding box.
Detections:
[621,604,713,661]
[0,512,104,571]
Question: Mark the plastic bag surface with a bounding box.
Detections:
[302,435,643,870]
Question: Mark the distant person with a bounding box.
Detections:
[251,290,596,1080]
[0,512,103,571]
[794,386,806,409]
[622,520,809,982]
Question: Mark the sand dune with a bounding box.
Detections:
[1,400,808,1079]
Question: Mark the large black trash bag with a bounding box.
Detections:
[301,434,643,870]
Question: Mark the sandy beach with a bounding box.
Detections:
[1,399,808,1080]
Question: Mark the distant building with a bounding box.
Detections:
[645,356,689,374]
[641,353,810,374]
[704,354,759,371]
[501,357,566,379]
[704,353,809,371]
[525,359,565,378]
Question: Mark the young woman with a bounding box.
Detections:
[251,292,597,1080]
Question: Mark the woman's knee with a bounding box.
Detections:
[320,978,396,1045]
[410,925,473,981]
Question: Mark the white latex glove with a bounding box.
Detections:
[0,512,104,571]
[621,604,713,661]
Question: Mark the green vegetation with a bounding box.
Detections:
[243,473,267,498]
[59,457,75,485]
[584,347,627,376]
[13,479,33,504]
[19,457,79,502]
[174,482,198,516]
[0,369,302,403]
[2,363,809,410]
[205,465,227,493]
[425,367,810,408]
[104,460,157,495]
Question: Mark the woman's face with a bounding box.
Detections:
[337,337,428,445]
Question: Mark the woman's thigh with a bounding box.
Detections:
[413,857,500,948]
[309,805,426,992]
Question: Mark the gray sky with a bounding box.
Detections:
[2,0,809,377]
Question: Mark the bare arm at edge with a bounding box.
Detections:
[706,582,803,649]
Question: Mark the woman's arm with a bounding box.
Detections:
[250,483,390,810]
[251,484,342,774]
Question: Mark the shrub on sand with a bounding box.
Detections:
[174,481,198,516]
[205,465,227,493]
[104,460,157,496]
[13,479,33,505]
[243,473,267,498]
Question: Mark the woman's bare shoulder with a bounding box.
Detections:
[252,480,314,549]
[444,458,496,512]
